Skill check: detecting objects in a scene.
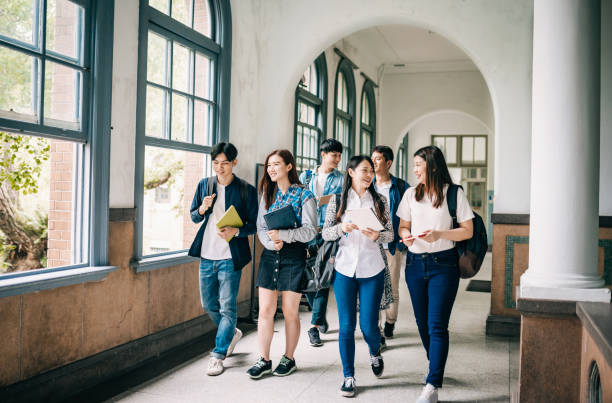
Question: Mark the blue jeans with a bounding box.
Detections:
[199,258,242,359]
[334,270,384,378]
[305,288,329,326]
[405,248,460,388]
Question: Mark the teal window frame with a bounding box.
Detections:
[293,53,327,174]
[132,0,232,271]
[0,0,116,297]
[333,58,356,169]
[396,133,408,180]
[359,80,376,154]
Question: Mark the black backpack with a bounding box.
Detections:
[447,184,488,279]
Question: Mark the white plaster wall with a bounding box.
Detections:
[399,111,492,188]
[109,0,139,208]
[228,0,533,213]
[600,0,612,215]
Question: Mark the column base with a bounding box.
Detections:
[520,285,611,303]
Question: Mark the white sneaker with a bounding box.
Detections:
[226,328,243,356]
[416,383,438,403]
[207,357,224,376]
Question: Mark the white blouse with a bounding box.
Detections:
[396,184,474,253]
[335,189,386,278]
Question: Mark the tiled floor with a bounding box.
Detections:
[110,253,518,402]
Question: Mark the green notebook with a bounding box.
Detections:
[216,205,244,230]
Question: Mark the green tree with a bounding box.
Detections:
[0,132,50,272]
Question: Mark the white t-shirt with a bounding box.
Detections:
[335,189,385,278]
[396,184,474,253]
[375,182,392,250]
[201,183,232,260]
[316,171,329,197]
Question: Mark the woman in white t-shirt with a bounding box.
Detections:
[396,146,473,403]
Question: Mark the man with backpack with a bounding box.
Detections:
[188,142,259,376]
[371,145,409,349]
[299,138,344,347]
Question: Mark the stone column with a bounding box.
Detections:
[520,0,610,302]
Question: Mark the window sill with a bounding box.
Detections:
[131,252,199,273]
[0,266,117,298]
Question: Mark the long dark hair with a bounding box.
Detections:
[414,145,454,208]
[258,149,301,209]
[336,155,388,225]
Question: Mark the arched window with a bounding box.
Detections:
[360,80,376,154]
[334,59,356,170]
[294,53,327,173]
[134,0,232,268]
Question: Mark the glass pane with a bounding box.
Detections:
[44,60,81,129]
[446,137,457,164]
[309,63,317,96]
[0,46,38,122]
[307,105,315,126]
[171,93,188,142]
[361,95,369,125]
[298,102,307,123]
[149,0,170,14]
[194,52,213,99]
[172,42,191,93]
[193,0,212,37]
[296,125,303,158]
[193,100,212,146]
[171,0,191,27]
[475,136,486,163]
[0,133,85,274]
[46,0,84,61]
[143,146,210,255]
[433,136,445,150]
[0,0,35,45]
[147,31,169,86]
[462,136,474,164]
[337,72,344,109]
[145,85,167,138]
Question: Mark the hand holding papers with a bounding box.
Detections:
[343,208,384,232]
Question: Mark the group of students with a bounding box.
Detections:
[188,139,474,403]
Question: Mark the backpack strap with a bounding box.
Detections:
[447,184,460,229]
[206,176,216,196]
[303,170,314,189]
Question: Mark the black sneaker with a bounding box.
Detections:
[380,336,387,351]
[308,327,322,347]
[319,319,329,334]
[340,377,356,397]
[370,351,384,378]
[273,355,297,376]
[247,357,272,379]
[383,321,395,338]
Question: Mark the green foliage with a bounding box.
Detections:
[0,132,50,194]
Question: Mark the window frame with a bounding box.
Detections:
[0,0,116,297]
[132,0,232,271]
[293,52,327,174]
[333,58,356,167]
[396,133,408,181]
[359,80,376,154]
[431,134,488,168]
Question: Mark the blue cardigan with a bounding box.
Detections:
[373,174,409,255]
[187,175,258,271]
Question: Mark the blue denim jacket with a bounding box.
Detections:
[373,174,409,255]
[299,167,344,228]
[188,175,258,270]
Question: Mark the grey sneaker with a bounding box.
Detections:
[416,383,438,403]
[227,328,242,356]
[308,327,322,347]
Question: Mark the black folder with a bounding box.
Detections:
[263,205,299,230]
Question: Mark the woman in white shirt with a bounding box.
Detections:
[396,146,474,403]
[322,155,393,397]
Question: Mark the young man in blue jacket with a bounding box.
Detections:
[298,138,344,347]
[372,145,409,349]
[188,142,258,376]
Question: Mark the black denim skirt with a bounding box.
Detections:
[257,242,307,292]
